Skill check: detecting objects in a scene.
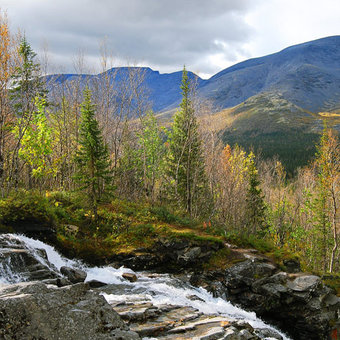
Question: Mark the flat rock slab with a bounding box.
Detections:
[287,275,320,292]
[0,281,140,340]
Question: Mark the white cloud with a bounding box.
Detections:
[1,0,340,78]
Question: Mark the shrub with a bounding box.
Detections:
[0,191,59,228]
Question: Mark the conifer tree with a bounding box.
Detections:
[10,37,46,188]
[10,36,46,116]
[245,155,266,236]
[166,67,206,216]
[74,88,112,219]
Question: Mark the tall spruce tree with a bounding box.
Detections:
[166,67,206,216]
[74,88,112,219]
[10,37,46,116]
[245,155,266,236]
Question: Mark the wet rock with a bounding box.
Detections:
[0,281,140,340]
[57,277,72,287]
[187,294,205,302]
[223,326,241,339]
[197,326,225,339]
[217,260,340,339]
[239,329,255,339]
[60,266,87,283]
[88,279,107,288]
[0,235,59,283]
[226,259,277,288]
[122,272,138,282]
[255,328,283,340]
[118,238,223,272]
[108,290,275,340]
[232,320,254,333]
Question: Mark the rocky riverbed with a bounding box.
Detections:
[0,233,339,339]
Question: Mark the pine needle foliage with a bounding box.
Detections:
[166,67,207,216]
[74,88,113,218]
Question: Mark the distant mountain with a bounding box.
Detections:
[45,36,340,172]
[199,36,340,113]
[207,92,327,174]
[45,67,203,112]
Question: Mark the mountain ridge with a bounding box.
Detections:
[45,35,340,114]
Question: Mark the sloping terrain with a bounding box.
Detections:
[45,67,203,112]
[199,36,340,113]
[45,36,340,171]
[205,93,327,173]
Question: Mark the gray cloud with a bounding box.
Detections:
[1,0,261,77]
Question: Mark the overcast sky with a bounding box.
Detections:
[1,0,340,78]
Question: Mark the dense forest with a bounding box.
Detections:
[0,10,339,279]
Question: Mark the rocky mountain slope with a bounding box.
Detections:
[199,36,340,113]
[47,36,340,114]
[46,36,340,171]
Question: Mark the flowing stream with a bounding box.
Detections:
[0,234,291,339]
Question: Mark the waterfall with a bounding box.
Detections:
[0,233,291,339]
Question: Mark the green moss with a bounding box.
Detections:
[168,231,224,245]
[225,232,275,253]
[0,190,59,229]
[321,274,340,296]
[0,223,14,233]
[203,248,244,270]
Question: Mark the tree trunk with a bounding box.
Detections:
[329,190,338,273]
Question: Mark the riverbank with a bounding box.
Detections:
[0,191,340,339]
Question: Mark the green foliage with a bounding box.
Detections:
[225,231,275,253]
[203,248,244,271]
[135,111,166,200]
[148,205,195,227]
[167,230,224,245]
[166,67,207,216]
[222,129,319,177]
[245,155,267,236]
[131,224,157,240]
[0,190,59,228]
[10,37,46,116]
[74,88,113,217]
[321,274,340,296]
[13,96,56,178]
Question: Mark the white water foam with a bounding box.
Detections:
[4,234,291,340]
[11,234,134,285]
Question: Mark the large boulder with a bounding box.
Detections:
[223,259,340,339]
[0,281,140,340]
[119,238,223,272]
[0,234,59,283]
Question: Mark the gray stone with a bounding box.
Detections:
[223,326,241,339]
[60,266,87,283]
[254,328,283,340]
[0,281,140,339]
[197,326,225,339]
[239,329,255,339]
[88,279,108,288]
[57,277,72,287]
[287,275,320,292]
[179,247,202,262]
